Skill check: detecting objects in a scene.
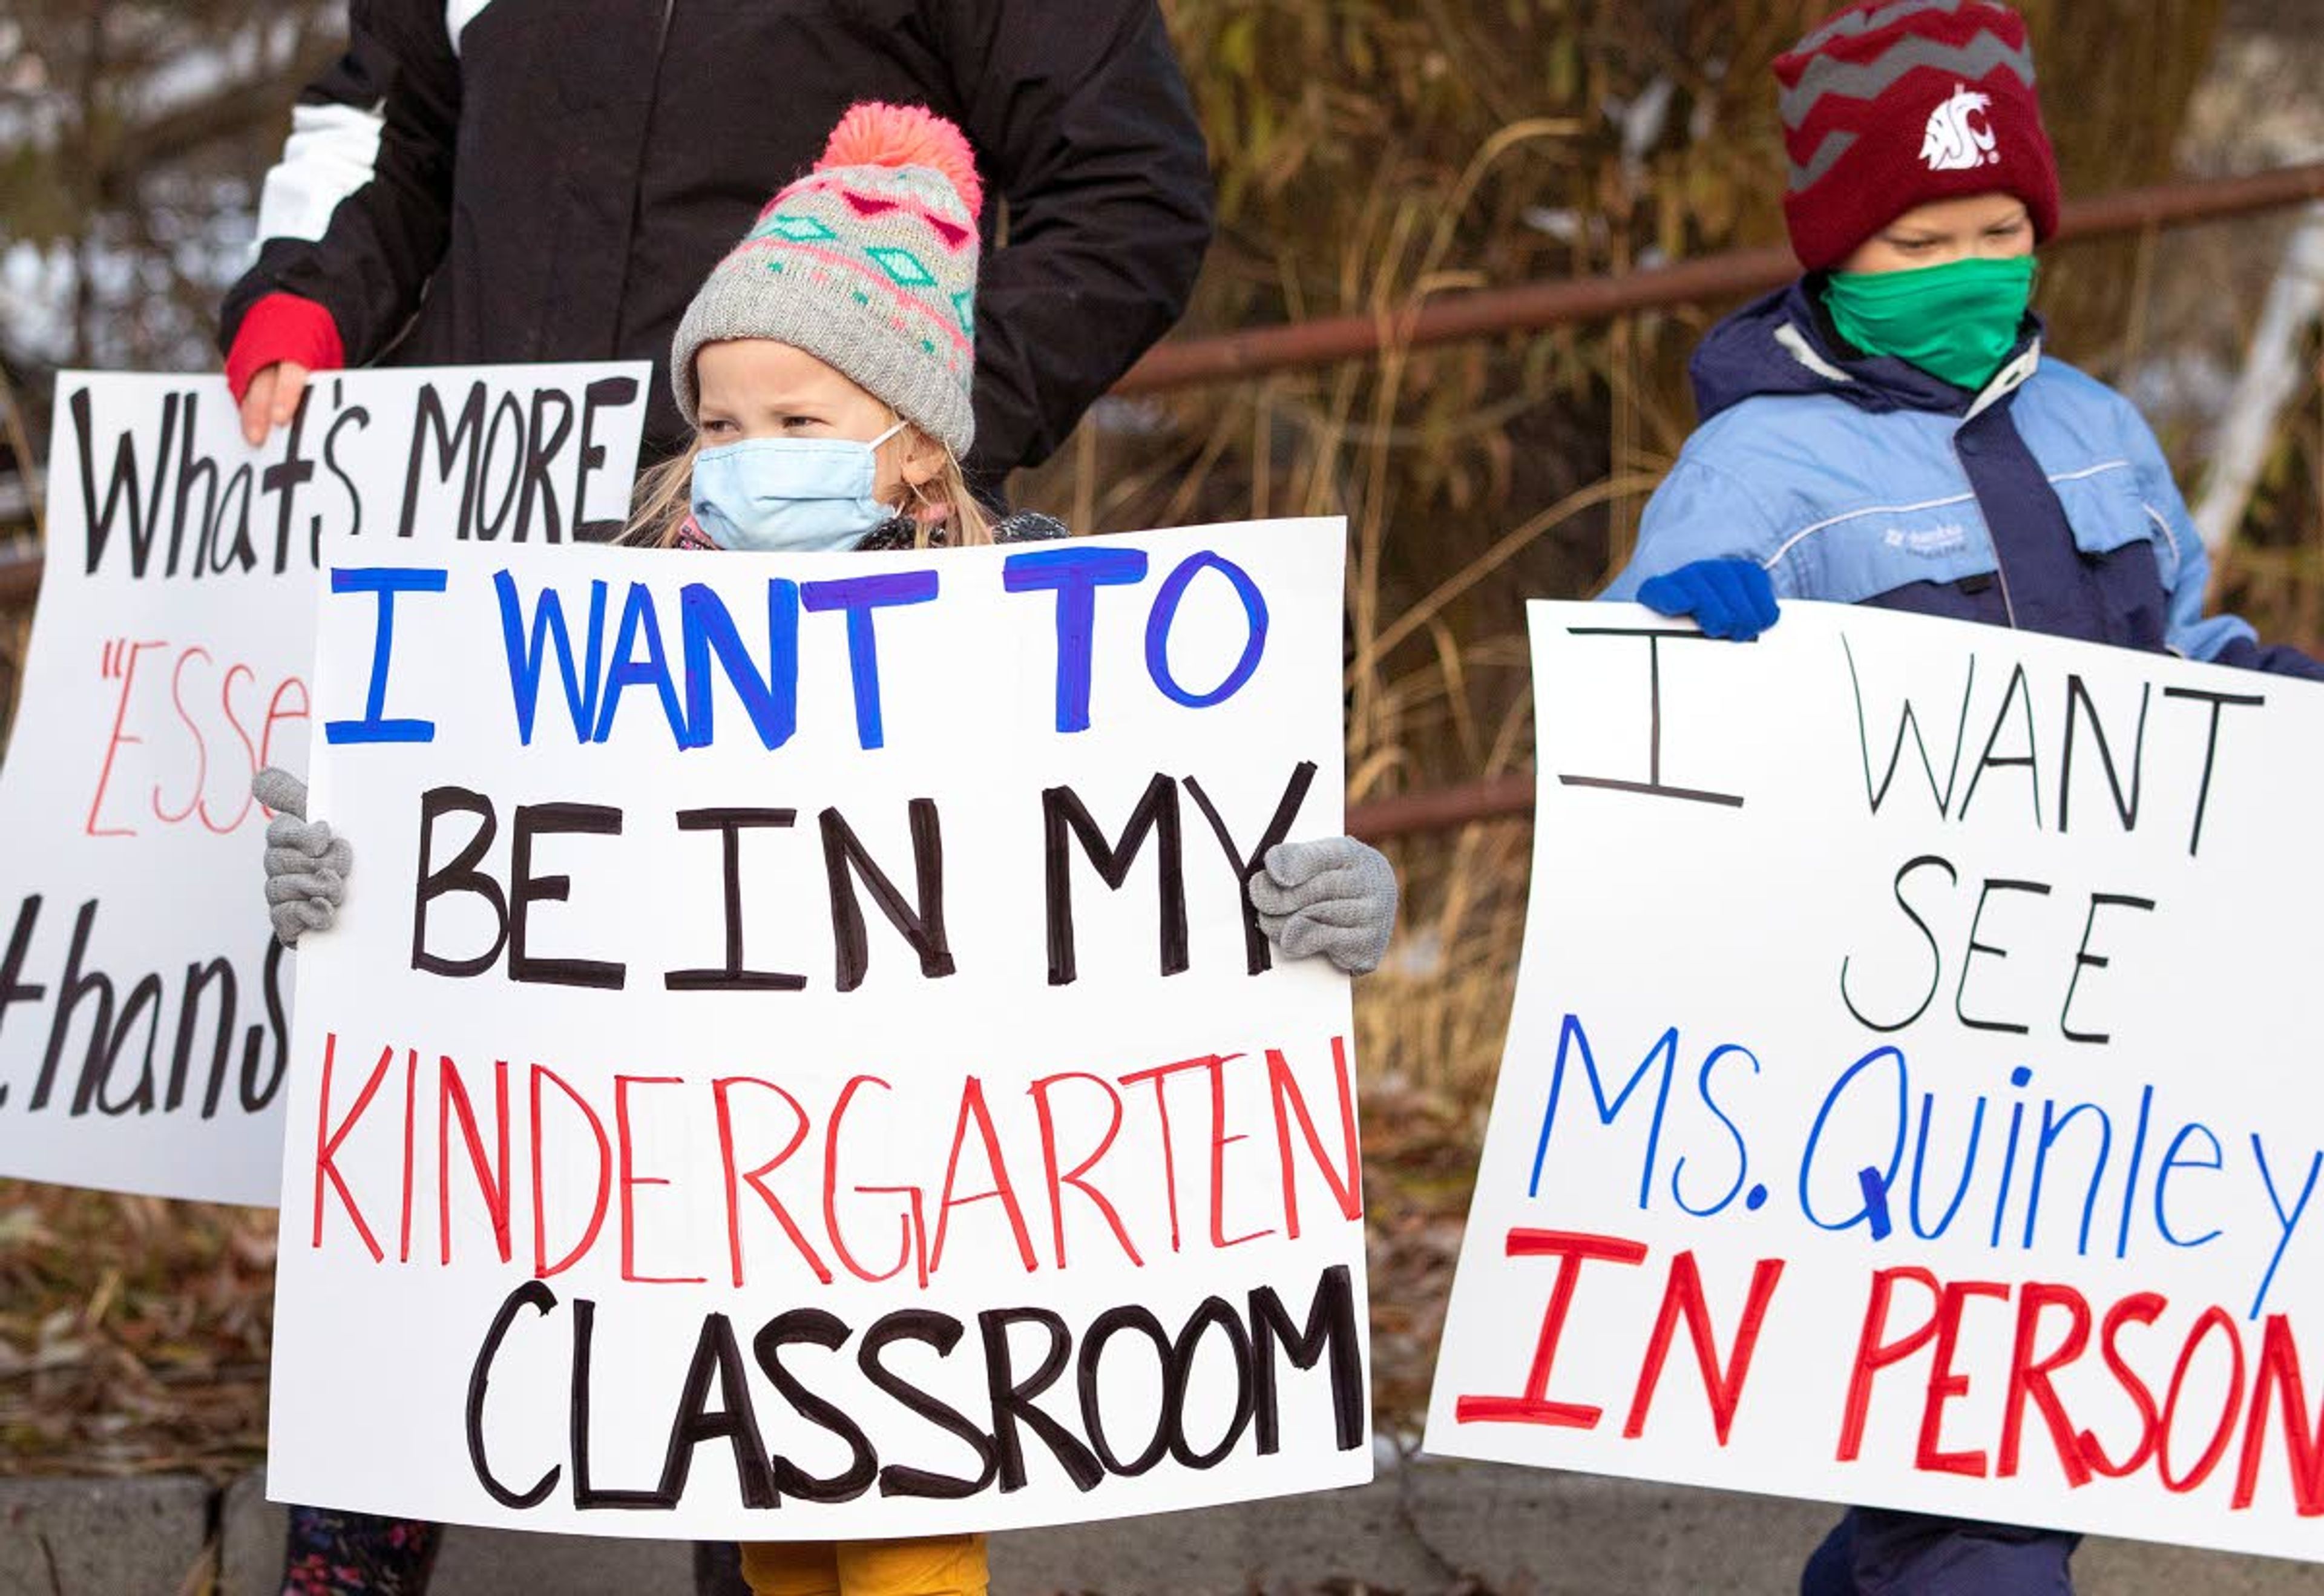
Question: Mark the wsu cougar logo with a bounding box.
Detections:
[1920,84,2000,172]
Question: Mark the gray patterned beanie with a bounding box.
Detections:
[670,102,982,456]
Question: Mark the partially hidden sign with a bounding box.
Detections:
[268,521,1370,1537]
[0,367,648,1204]
[1428,599,2324,1562]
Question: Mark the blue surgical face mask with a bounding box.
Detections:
[689,420,909,553]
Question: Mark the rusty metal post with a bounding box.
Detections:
[1347,772,1535,842]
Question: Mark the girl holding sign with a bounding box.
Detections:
[258,102,1397,1596]
[1601,3,2324,1592]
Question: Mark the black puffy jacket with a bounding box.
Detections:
[220,0,1214,475]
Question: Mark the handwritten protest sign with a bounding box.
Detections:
[1428,600,2324,1562]
[268,521,1368,1537]
[0,367,647,1204]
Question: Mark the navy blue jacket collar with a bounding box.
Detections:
[1688,278,2044,424]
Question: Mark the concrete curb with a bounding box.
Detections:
[4,1462,2319,1594]
[0,1474,213,1596]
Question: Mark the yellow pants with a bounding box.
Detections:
[740,1535,988,1596]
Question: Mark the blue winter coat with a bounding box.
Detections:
[1604,281,2323,679]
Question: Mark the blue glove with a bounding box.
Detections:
[1635,558,1779,641]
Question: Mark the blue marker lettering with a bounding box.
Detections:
[591,581,688,747]
[1002,547,1147,734]
[494,571,607,746]
[2114,1083,2155,1259]
[2250,1136,2322,1319]
[1857,1167,1893,1241]
[680,579,799,750]
[1799,1045,1906,1233]
[1671,1042,1758,1218]
[801,570,939,751]
[1988,1064,2034,1250]
[1144,550,1268,709]
[1908,1089,1984,1241]
[2022,1097,2112,1256]
[1526,1013,1677,1208]
[2154,1121,2225,1249]
[325,565,447,744]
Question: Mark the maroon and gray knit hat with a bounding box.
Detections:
[1774,0,2061,272]
[670,102,983,455]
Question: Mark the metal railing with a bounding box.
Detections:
[1117,161,2324,393]
[8,160,2324,831]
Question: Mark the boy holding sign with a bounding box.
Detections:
[1603,2,2323,1591]
[260,103,1395,1596]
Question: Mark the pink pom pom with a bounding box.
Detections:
[818,101,983,220]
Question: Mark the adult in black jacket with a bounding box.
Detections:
[221,0,1213,484]
[226,13,1207,1591]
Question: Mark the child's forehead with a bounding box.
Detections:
[1882,192,2030,231]
[695,338,872,404]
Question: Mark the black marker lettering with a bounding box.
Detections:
[2164,686,2266,858]
[1557,628,1745,807]
[467,1281,560,1509]
[1840,855,1956,1034]
[821,800,954,992]
[1249,1264,1365,1454]
[1042,777,1189,985]
[2060,674,2147,835]
[753,1309,877,1504]
[1185,761,1318,976]
[2061,893,2158,1046]
[508,803,626,990]
[570,1296,665,1509]
[652,1313,776,1509]
[980,1307,1104,1492]
[663,809,804,993]
[413,787,511,978]
[859,1310,998,1499]
[1955,878,2052,1036]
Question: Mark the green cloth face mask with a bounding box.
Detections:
[1823,255,2038,392]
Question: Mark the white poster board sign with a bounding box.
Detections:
[269,520,1370,1538]
[1428,599,2324,1562]
[0,367,647,1203]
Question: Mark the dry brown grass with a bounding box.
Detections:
[0,1187,271,1477]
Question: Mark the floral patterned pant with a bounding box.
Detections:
[279,1509,753,1594]
[280,1509,441,1595]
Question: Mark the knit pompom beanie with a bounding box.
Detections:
[670,102,983,455]
[1774,0,2060,272]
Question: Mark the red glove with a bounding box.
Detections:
[225,293,344,404]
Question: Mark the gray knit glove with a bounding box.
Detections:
[1250,836,1399,976]
[253,766,352,947]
